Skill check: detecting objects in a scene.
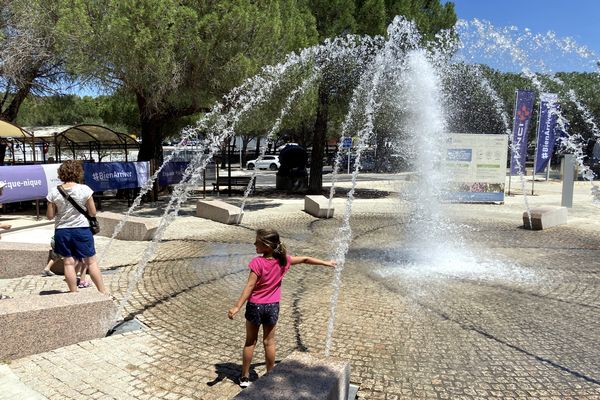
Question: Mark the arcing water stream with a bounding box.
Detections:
[104,17,600,356]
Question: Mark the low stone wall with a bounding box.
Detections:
[96,212,159,241]
[523,206,568,230]
[0,242,52,279]
[233,351,350,400]
[304,195,334,218]
[0,291,117,360]
[196,200,243,225]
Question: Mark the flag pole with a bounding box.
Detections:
[508,90,518,196]
[532,97,542,195]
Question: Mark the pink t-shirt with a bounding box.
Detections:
[248,255,292,304]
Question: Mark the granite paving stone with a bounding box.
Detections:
[1,179,599,399]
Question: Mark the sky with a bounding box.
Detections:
[450,0,600,71]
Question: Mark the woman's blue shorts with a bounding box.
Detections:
[54,227,96,259]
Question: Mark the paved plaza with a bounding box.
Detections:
[1,176,599,399]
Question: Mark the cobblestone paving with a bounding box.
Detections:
[5,192,600,399]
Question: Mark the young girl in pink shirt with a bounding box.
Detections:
[227,228,336,387]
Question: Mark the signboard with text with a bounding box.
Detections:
[341,137,353,149]
[445,133,508,203]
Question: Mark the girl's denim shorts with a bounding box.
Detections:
[245,302,280,326]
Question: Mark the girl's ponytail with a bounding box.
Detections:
[256,228,288,266]
[273,242,287,267]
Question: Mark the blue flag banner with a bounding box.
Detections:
[510,90,535,175]
[534,93,559,173]
[158,161,189,186]
[83,162,149,192]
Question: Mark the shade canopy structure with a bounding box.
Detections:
[0,120,31,139]
[27,124,139,162]
[0,120,37,163]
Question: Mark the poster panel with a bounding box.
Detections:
[445,133,508,203]
[158,161,189,186]
[133,162,150,188]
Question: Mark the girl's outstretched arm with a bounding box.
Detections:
[228,271,258,319]
[290,256,336,267]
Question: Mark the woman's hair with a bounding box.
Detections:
[256,228,287,266]
[57,160,83,183]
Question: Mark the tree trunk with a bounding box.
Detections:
[374,130,386,172]
[136,94,164,164]
[241,135,251,165]
[221,136,230,169]
[0,83,34,123]
[137,115,164,163]
[0,63,41,123]
[308,83,329,194]
[255,136,261,158]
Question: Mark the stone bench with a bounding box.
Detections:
[233,351,350,400]
[96,211,159,241]
[0,242,61,279]
[196,200,243,225]
[523,206,568,230]
[0,291,117,360]
[304,195,334,218]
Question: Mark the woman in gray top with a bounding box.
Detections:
[46,160,108,294]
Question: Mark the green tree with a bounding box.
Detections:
[443,63,507,135]
[0,0,68,123]
[95,91,140,135]
[384,0,457,40]
[305,0,457,191]
[59,0,318,163]
[356,0,387,36]
[309,0,356,40]
[305,0,356,192]
[17,95,101,126]
[552,72,600,142]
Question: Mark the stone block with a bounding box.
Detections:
[304,195,334,218]
[0,291,117,360]
[96,211,159,241]
[523,206,568,230]
[196,200,243,225]
[0,242,53,279]
[233,351,350,400]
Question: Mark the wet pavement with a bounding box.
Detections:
[1,177,599,399]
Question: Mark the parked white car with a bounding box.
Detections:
[246,155,280,170]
